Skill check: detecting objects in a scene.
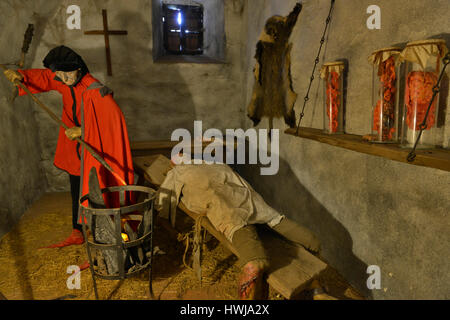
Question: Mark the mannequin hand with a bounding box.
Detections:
[3,69,24,85]
[65,127,82,140]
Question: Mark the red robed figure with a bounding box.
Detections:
[17,68,135,215]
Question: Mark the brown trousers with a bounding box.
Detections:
[231,217,321,268]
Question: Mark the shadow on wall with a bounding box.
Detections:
[234,156,374,299]
[39,9,198,142]
[27,10,61,69]
[111,10,198,141]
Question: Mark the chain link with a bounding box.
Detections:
[295,0,336,134]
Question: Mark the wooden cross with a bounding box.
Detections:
[84,9,127,76]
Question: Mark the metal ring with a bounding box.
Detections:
[443,53,450,65]
[407,152,416,163]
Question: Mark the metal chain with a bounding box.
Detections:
[407,53,450,162]
[295,0,336,134]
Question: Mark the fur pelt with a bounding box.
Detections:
[247,3,302,128]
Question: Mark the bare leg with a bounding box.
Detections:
[232,225,268,300]
[238,260,267,300]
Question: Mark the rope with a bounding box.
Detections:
[177,231,194,270]
[177,213,207,271]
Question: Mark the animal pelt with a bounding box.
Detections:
[247,2,302,128]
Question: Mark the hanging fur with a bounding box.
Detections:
[247,3,302,128]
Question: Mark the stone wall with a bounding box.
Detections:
[0,0,245,235]
[4,0,245,192]
[1,0,448,299]
[239,0,450,299]
[0,1,47,237]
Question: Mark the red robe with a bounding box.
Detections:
[18,69,134,211]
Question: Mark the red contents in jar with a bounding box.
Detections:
[405,71,438,131]
[326,71,340,133]
[373,56,397,141]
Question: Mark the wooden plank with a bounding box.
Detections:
[134,154,173,186]
[131,140,219,151]
[266,258,314,299]
[131,140,186,151]
[131,140,196,158]
[259,226,327,299]
[84,30,128,35]
[131,139,237,158]
[133,153,328,299]
[178,202,327,299]
[286,127,450,172]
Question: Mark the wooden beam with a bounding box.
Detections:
[131,140,216,158]
[84,31,127,35]
[84,9,128,76]
[133,154,329,299]
[102,9,112,76]
[131,140,226,151]
[177,202,327,299]
[131,138,237,158]
[286,127,450,172]
[131,140,188,151]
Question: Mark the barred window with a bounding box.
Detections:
[152,0,224,63]
[163,4,204,55]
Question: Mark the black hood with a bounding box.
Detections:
[43,46,89,77]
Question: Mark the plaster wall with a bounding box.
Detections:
[5,0,245,192]
[2,0,448,300]
[239,0,450,299]
[0,1,47,238]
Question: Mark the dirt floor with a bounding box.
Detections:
[0,192,365,300]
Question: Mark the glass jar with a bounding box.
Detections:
[321,61,345,134]
[399,39,448,149]
[369,47,403,143]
